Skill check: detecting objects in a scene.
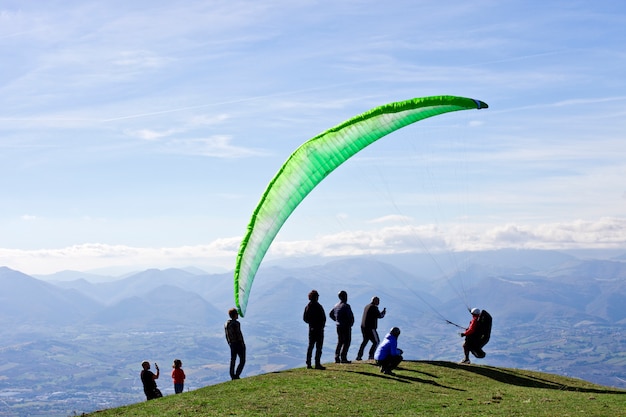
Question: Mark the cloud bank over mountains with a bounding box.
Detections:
[2,216,625,275]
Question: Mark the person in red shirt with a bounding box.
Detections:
[460,308,481,364]
[171,359,186,394]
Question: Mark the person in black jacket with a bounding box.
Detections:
[140,361,161,400]
[225,308,246,380]
[356,296,386,361]
[329,290,355,363]
[303,289,327,370]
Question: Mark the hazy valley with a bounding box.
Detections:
[1,249,625,416]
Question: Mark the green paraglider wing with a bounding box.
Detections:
[234,95,488,316]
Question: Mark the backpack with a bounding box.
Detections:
[476,309,492,348]
[469,309,492,358]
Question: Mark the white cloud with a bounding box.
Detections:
[126,128,183,140]
[270,218,626,257]
[123,113,232,142]
[268,217,626,258]
[0,239,240,275]
[2,217,625,275]
[163,136,269,158]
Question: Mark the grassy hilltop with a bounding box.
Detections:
[87,361,625,417]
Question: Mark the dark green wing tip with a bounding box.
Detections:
[472,99,489,109]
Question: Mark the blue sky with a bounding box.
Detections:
[1,0,625,274]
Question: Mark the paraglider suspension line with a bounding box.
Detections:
[445,319,465,329]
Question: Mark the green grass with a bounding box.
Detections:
[87,361,625,417]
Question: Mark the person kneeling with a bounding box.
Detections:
[374,327,403,375]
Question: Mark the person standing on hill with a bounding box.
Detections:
[329,290,354,363]
[140,361,161,400]
[460,307,481,364]
[225,308,246,380]
[374,327,403,375]
[303,289,327,370]
[171,359,186,394]
[356,296,386,361]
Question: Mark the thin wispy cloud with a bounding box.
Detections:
[162,136,270,158]
[127,128,185,141]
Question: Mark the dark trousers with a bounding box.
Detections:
[335,325,352,361]
[357,327,380,359]
[377,354,403,372]
[306,327,324,366]
[464,337,486,358]
[229,342,246,379]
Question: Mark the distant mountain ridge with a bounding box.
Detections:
[4,250,626,327]
[0,266,98,325]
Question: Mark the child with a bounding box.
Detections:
[171,359,186,394]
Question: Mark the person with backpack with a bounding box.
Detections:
[460,307,492,364]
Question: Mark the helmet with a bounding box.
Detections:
[390,327,401,337]
[338,290,348,301]
[471,308,481,316]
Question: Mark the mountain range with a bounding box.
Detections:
[0,248,625,416]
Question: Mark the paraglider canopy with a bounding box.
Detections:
[233,95,488,317]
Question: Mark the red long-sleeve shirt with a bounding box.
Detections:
[463,316,479,337]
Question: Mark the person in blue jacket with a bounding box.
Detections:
[374,327,403,375]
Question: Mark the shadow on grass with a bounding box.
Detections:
[396,365,439,379]
[346,363,465,391]
[419,361,626,394]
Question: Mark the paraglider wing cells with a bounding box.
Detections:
[234,95,488,316]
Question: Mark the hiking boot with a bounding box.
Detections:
[306,364,313,369]
[356,356,363,361]
[340,359,352,364]
[382,369,396,376]
[460,358,471,364]
[314,364,326,370]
